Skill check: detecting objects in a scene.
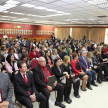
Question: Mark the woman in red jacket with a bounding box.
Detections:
[29,46,40,60]
[71,53,88,91]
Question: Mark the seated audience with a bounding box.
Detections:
[44,43,48,50]
[44,50,53,67]
[39,45,45,57]
[8,48,19,60]
[61,55,80,98]
[68,48,73,61]
[52,58,72,103]
[71,53,88,91]
[29,46,40,60]
[5,54,18,81]
[87,52,103,83]
[51,49,61,63]
[13,61,47,108]
[79,50,98,90]
[59,47,67,60]
[14,42,20,54]
[93,50,108,81]
[21,53,30,70]
[0,67,15,108]
[19,47,26,59]
[0,45,8,62]
[33,57,66,108]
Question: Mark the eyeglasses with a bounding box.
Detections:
[39,61,46,62]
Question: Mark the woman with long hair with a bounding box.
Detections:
[51,49,61,64]
[29,46,40,60]
[52,58,71,104]
[87,52,103,83]
[5,54,18,81]
[61,55,80,98]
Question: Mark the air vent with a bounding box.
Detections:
[97,15,107,18]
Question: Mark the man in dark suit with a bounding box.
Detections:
[79,50,98,90]
[71,41,76,52]
[33,57,66,108]
[13,61,47,108]
[0,71,15,108]
[59,47,67,60]
[51,33,55,42]
[17,33,21,40]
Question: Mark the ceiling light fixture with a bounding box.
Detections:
[5,0,20,5]
[21,3,35,8]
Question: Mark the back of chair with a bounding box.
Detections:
[30,59,38,69]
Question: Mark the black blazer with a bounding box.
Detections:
[52,65,65,83]
[39,50,44,57]
[33,64,55,89]
[44,55,53,65]
[13,71,37,99]
[71,44,76,52]
[61,63,73,75]
[59,52,67,60]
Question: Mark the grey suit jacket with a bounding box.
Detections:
[0,72,13,103]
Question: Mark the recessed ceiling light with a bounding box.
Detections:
[21,3,35,8]
[1,16,9,17]
[35,6,47,10]
[2,11,9,13]
[6,0,20,5]
[88,18,97,20]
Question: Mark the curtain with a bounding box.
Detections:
[72,28,89,40]
[105,29,108,44]
[90,28,105,44]
[54,28,70,40]
[55,27,105,44]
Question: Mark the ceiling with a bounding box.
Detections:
[0,0,108,26]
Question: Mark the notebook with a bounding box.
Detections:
[47,75,55,89]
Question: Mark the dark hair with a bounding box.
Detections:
[62,47,66,50]
[45,50,50,55]
[54,58,61,66]
[6,54,14,64]
[20,53,28,61]
[17,61,26,68]
[20,47,26,53]
[72,52,78,59]
[8,48,15,53]
[31,46,35,52]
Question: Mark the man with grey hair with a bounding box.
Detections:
[79,50,98,90]
[33,57,66,108]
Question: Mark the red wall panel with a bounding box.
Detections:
[0,23,54,39]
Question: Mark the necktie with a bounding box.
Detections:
[84,58,88,69]
[23,74,31,94]
[43,67,49,78]
[0,88,3,103]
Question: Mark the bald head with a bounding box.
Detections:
[38,57,46,67]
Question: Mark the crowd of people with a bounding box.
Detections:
[0,33,108,108]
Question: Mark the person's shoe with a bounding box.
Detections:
[101,78,106,81]
[55,102,66,108]
[91,82,98,87]
[106,78,108,81]
[97,79,102,83]
[86,84,93,90]
[64,98,72,104]
[68,98,72,103]
[75,95,80,98]
[81,86,87,91]
[78,95,81,98]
